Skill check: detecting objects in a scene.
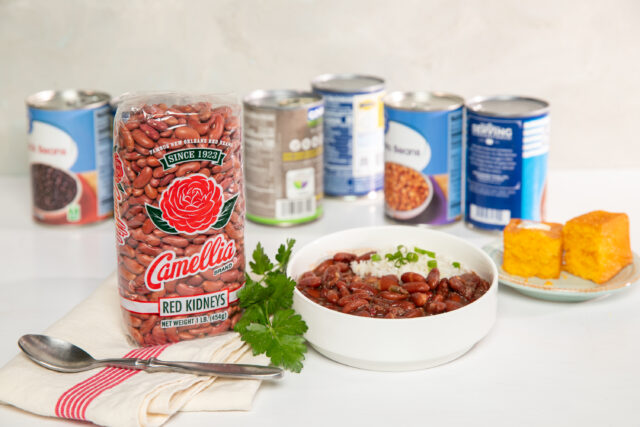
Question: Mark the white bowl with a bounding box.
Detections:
[288,225,498,371]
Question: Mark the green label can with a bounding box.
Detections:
[243,90,324,226]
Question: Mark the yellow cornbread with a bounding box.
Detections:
[503,219,563,278]
[563,211,632,284]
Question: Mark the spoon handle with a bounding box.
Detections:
[101,357,283,380]
[144,358,283,379]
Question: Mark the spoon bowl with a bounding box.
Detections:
[19,334,97,372]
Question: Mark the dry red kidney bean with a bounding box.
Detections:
[296,256,491,319]
[114,100,244,346]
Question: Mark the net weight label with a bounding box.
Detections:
[160,311,228,329]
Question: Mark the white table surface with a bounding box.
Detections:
[0,169,639,427]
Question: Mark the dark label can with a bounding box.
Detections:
[465,95,550,231]
[243,90,324,226]
[26,90,113,225]
[312,74,385,198]
[384,91,464,225]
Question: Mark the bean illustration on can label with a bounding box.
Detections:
[113,95,245,346]
[26,90,114,225]
[384,91,464,225]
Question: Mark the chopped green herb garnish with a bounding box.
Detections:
[427,259,438,269]
[405,252,419,263]
[371,253,381,262]
[235,239,308,373]
[452,262,461,269]
[414,247,436,258]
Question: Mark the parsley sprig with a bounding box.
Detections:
[234,239,308,373]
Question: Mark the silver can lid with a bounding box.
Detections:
[466,95,549,118]
[244,89,322,109]
[26,90,111,111]
[311,74,385,94]
[384,91,464,112]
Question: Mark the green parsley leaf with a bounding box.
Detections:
[452,261,461,269]
[263,272,297,314]
[236,276,270,308]
[275,238,296,273]
[427,259,438,269]
[370,253,381,262]
[235,240,308,373]
[240,310,308,373]
[249,242,274,274]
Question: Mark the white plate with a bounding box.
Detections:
[483,240,640,302]
[288,225,498,371]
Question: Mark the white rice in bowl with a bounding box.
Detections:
[350,246,468,279]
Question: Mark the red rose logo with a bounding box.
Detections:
[114,153,124,183]
[158,174,223,234]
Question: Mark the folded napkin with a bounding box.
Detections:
[0,273,267,427]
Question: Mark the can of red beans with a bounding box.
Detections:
[26,89,113,225]
[383,91,464,225]
[113,94,245,346]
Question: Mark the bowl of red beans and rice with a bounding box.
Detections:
[288,226,498,371]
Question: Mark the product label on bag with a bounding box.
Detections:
[159,290,228,316]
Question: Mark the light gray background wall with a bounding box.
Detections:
[1,0,639,174]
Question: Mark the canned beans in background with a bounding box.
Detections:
[465,96,550,231]
[113,95,245,346]
[26,90,113,225]
[312,74,385,198]
[383,91,464,225]
[243,90,324,226]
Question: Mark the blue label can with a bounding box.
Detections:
[312,74,385,197]
[384,91,464,225]
[465,96,550,231]
[26,90,113,225]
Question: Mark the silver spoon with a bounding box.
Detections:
[18,334,283,380]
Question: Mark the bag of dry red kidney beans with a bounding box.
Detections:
[113,93,245,346]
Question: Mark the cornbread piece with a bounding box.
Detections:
[503,219,563,278]
[563,211,632,284]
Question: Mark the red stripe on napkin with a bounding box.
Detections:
[55,344,170,420]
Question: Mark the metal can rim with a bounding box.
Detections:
[243,89,323,110]
[465,95,550,118]
[383,91,465,112]
[26,89,111,111]
[311,73,385,94]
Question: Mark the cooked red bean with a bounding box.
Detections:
[296,254,490,318]
[379,274,399,291]
[333,252,357,263]
[401,272,426,283]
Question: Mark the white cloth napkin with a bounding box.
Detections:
[0,273,267,427]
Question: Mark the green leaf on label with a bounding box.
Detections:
[116,183,125,194]
[211,194,239,230]
[145,204,178,234]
